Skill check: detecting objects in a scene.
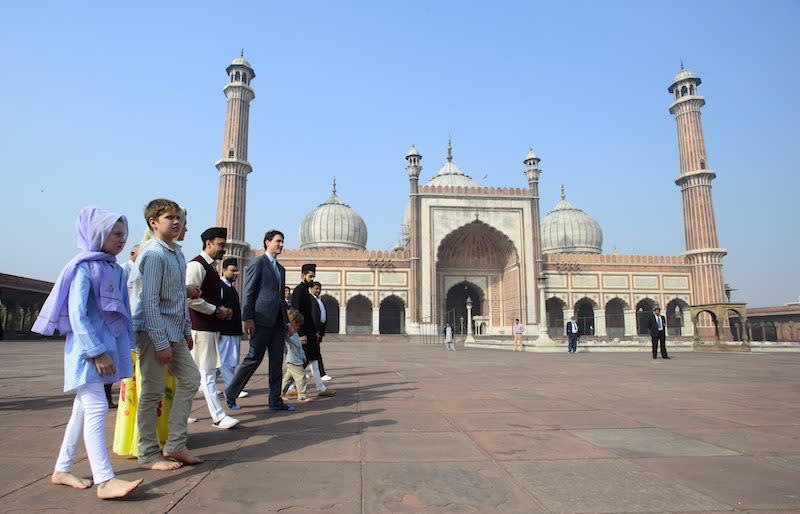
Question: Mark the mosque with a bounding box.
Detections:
[213,54,749,349]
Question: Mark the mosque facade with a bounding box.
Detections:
[214,55,748,347]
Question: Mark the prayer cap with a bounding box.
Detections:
[201,227,227,243]
[301,263,317,273]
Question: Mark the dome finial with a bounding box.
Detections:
[332,176,337,195]
[561,184,566,200]
[447,135,453,163]
[680,59,684,70]
[241,48,245,57]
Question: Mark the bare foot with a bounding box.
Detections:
[140,458,183,470]
[162,451,204,465]
[51,471,92,489]
[96,477,143,499]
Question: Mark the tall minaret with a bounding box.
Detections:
[668,65,727,305]
[523,148,543,325]
[216,52,255,278]
[405,145,422,326]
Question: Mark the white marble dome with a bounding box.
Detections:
[299,181,367,250]
[425,139,479,188]
[541,188,603,254]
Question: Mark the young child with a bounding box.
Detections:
[32,206,143,499]
[280,309,308,404]
[133,199,202,469]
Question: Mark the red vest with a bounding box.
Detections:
[189,255,222,332]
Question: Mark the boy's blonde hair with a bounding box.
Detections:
[287,308,304,325]
[143,198,180,227]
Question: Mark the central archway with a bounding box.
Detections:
[436,220,521,331]
[445,281,483,334]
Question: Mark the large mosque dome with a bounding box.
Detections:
[541,187,603,254]
[299,180,367,250]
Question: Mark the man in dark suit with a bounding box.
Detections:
[647,306,670,359]
[225,230,294,411]
[291,265,335,397]
[566,315,580,353]
[310,281,331,381]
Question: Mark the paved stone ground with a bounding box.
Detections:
[1,339,799,513]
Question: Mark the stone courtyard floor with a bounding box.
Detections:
[0,339,799,513]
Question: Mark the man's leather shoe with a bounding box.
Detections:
[663,356,671,359]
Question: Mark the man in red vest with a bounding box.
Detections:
[186,227,240,429]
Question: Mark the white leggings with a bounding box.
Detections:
[55,382,114,484]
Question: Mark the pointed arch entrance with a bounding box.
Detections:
[435,220,521,333]
[445,281,483,334]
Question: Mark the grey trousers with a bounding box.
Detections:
[136,332,200,464]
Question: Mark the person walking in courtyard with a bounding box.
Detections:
[444,321,455,350]
[219,257,247,398]
[134,199,203,469]
[33,206,143,499]
[291,264,335,397]
[186,227,239,429]
[225,230,294,411]
[280,308,309,403]
[648,306,670,359]
[310,281,332,381]
[512,318,524,351]
[566,315,580,353]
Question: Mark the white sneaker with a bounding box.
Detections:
[187,417,198,423]
[321,375,332,381]
[238,390,249,398]
[213,415,240,429]
[287,384,297,393]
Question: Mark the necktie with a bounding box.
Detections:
[656,316,662,330]
[272,259,280,281]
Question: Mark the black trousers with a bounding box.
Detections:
[225,324,285,408]
[651,331,668,358]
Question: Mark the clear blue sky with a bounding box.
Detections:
[0,1,797,307]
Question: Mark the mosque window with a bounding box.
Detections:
[700,159,706,169]
[681,86,688,97]
[690,85,695,95]
[228,149,235,158]
[242,73,247,83]
[235,71,240,81]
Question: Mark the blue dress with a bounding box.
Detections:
[63,261,134,392]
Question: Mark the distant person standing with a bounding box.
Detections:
[648,307,670,359]
[444,322,455,351]
[512,318,524,351]
[566,315,580,353]
[284,286,292,309]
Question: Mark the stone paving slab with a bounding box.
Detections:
[1,339,799,512]
[569,427,739,458]
[500,458,730,513]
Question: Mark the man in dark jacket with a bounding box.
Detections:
[291,264,335,397]
[647,307,670,359]
[566,315,580,354]
[219,258,247,398]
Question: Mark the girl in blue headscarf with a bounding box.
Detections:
[33,206,144,499]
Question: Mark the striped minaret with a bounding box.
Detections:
[668,65,727,305]
[216,52,255,288]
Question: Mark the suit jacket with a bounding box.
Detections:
[242,254,287,328]
[311,295,326,338]
[566,321,580,337]
[647,314,667,337]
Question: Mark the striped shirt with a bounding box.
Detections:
[132,237,191,351]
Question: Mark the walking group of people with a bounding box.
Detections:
[33,199,337,500]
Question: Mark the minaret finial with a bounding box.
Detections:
[447,135,453,163]
[680,59,684,70]
[332,176,337,195]
[241,48,244,57]
[560,184,566,200]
